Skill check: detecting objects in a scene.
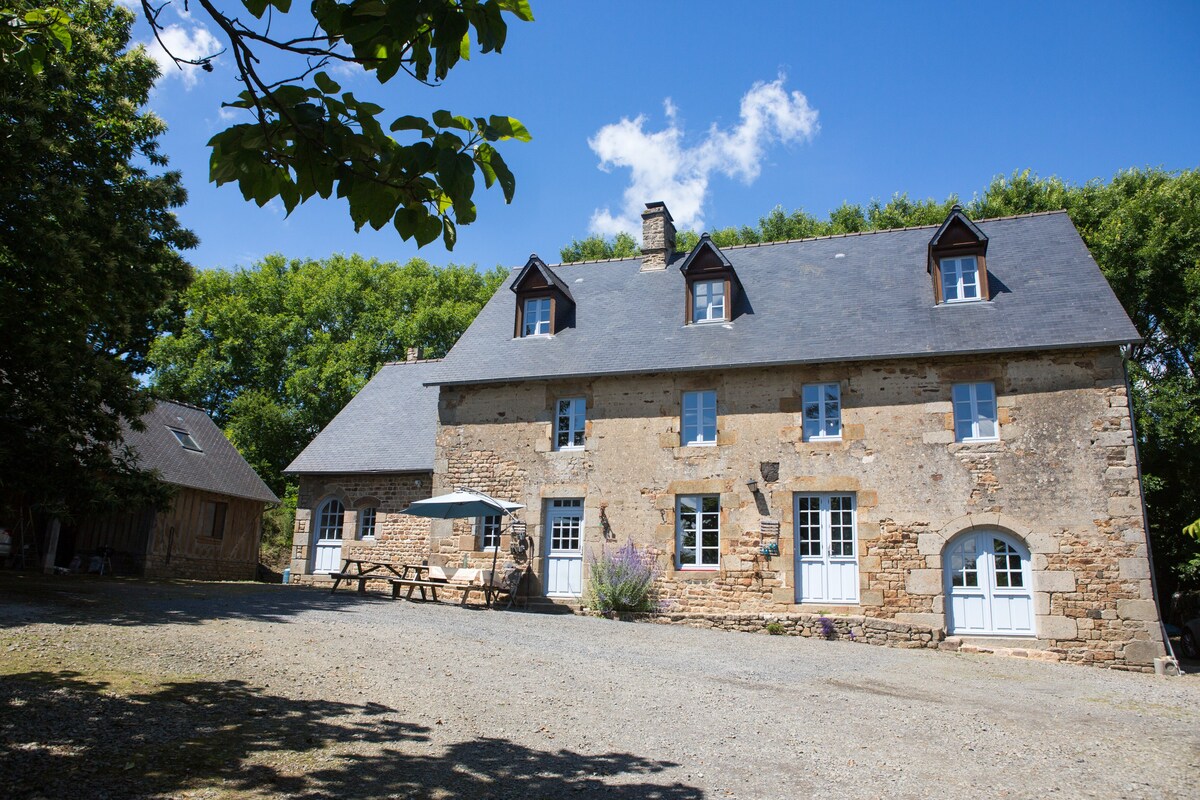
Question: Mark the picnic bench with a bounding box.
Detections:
[389,563,516,607]
[328,558,405,594]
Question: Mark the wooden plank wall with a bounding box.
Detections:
[143,488,265,581]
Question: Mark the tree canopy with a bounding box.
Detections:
[0,0,195,517]
[149,254,505,492]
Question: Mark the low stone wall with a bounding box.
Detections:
[616,611,944,649]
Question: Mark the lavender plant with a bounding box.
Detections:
[818,616,837,640]
[586,538,661,614]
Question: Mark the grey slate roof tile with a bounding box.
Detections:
[285,360,441,474]
[432,212,1140,386]
[126,400,279,504]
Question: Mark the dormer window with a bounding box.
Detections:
[679,234,742,325]
[929,205,989,305]
[940,256,980,303]
[692,279,726,323]
[511,254,575,338]
[523,297,552,336]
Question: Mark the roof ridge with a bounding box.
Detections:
[154,398,210,414]
[545,255,641,269]
[717,209,1069,250]
[381,357,445,367]
[540,210,1071,266]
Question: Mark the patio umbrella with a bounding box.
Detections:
[399,489,528,608]
[399,490,523,519]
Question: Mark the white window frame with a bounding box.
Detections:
[681,390,717,446]
[802,383,842,441]
[793,493,858,604]
[523,297,552,336]
[554,397,586,451]
[676,494,720,570]
[940,255,981,303]
[358,507,377,540]
[692,279,726,323]
[475,514,502,551]
[952,382,999,442]
[316,498,345,540]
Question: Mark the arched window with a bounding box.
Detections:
[316,498,345,541]
[944,530,1034,636]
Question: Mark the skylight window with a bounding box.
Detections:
[170,428,203,452]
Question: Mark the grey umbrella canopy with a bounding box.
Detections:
[399,490,523,519]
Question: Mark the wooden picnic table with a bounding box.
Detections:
[389,563,514,607]
[328,558,405,594]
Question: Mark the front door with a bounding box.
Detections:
[794,493,859,604]
[544,499,583,597]
[312,499,345,574]
[945,531,1034,636]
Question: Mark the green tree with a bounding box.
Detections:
[0,0,195,518]
[559,232,640,263]
[149,254,505,492]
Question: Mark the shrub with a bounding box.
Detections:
[586,538,661,614]
[765,621,785,636]
[817,616,837,640]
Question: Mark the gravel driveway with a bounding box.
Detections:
[1,574,1197,799]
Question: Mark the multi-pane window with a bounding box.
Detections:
[317,499,345,540]
[940,256,980,303]
[952,382,999,442]
[948,534,980,588]
[547,499,582,551]
[692,280,726,323]
[555,397,586,450]
[677,495,720,569]
[523,297,552,336]
[992,538,1024,588]
[358,507,377,540]
[802,383,842,440]
[477,514,502,550]
[794,493,858,603]
[681,390,717,446]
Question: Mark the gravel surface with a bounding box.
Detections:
[1,574,1197,799]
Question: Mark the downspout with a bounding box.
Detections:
[1122,351,1180,671]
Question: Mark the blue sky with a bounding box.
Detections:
[133,1,1200,273]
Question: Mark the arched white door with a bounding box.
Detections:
[312,499,345,573]
[944,531,1034,636]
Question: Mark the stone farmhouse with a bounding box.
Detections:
[287,202,1167,670]
[62,400,278,580]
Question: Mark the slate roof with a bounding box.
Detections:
[285,360,441,474]
[432,211,1140,386]
[125,400,279,504]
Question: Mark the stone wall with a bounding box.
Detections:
[434,347,1167,669]
[290,472,432,581]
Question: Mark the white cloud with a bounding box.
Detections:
[588,77,819,236]
[145,23,220,89]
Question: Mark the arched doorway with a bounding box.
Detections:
[944,530,1034,636]
[312,498,345,574]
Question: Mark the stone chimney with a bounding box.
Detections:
[406,346,421,363]
[640,201,675,271]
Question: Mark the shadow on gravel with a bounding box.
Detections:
[0,671,701,799]
[0,572,389,629]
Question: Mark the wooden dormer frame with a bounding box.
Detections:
[511,254,575,337]
[679,234,743,324]
[928,205,990,304]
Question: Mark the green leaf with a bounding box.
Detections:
[486,115,532,142]
[432,110,472,131]
[486,148,516,203]
[442,216,457,250]
[496,0,535,22]
[390,115,434,135]
[244,0,271,18]
[313,71,341,95]
[414,212,443,248]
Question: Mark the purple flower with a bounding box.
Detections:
[586,538,662,614]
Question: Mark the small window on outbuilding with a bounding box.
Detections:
[928,205,989,305]
[679,234,742,325]
[511,254,575,338]
[170,428,203,452]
